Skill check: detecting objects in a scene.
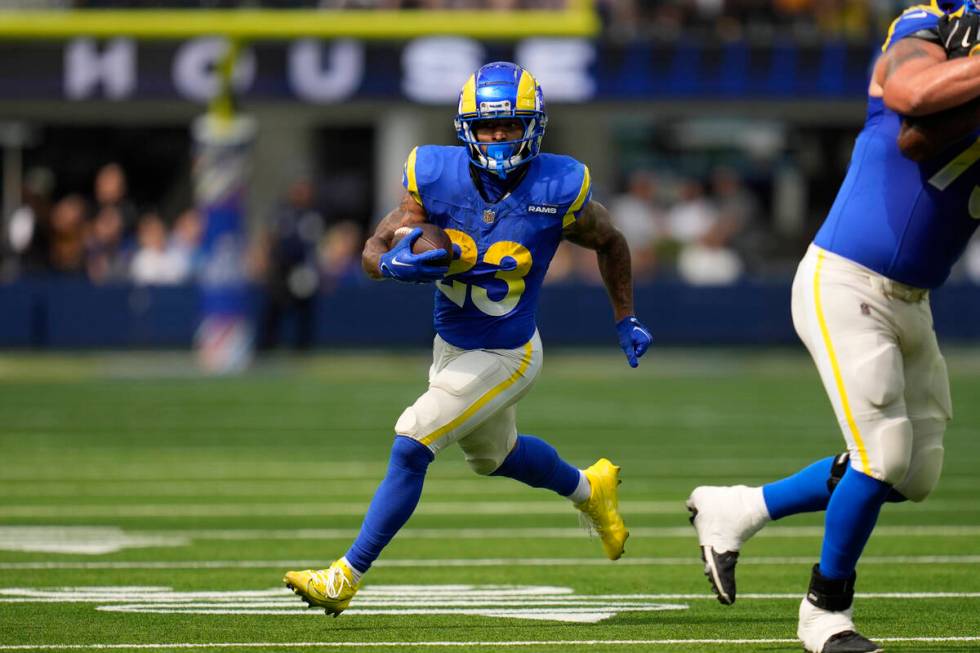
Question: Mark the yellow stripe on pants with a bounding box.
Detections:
[813,250,873,476]
[421,340,534,447]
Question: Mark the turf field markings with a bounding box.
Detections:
[5,585,980,626]
[4,555,980,570]
[170,524,980,538]
[2,500,977,518]
[0,585,688,623]
[0,501,686,518]
[3,585,980,604]
[0,527,188,554]
[0,479,534,497]
[2,638,980,650]
[4,524,980,556]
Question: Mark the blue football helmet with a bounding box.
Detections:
[454,61,548,178]
[933,0,980,14]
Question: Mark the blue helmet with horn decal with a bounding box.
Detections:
[454,61,548,178]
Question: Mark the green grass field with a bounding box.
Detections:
[1,349,979,652]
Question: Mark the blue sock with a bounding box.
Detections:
[819,468,893,579]
[345,436,434,574]
[490,434,580,497]
[762,456,837,520]
[763,455,908,521]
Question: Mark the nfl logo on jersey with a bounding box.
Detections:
[483,209,496,224]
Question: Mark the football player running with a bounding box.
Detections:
[687,2,980,652]
[284,62,652,616]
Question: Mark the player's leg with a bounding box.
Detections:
[687,449,913,606]
[793,247,919,653]
[458,405,587,501]
[686,251,856,605]
[354,334,542,559]
[284,334,540,614]
[459,405,628,560]
[283,434,432,615]
[892,306,950,504]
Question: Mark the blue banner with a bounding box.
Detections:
[0,38,876,103]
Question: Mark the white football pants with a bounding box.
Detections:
[792,245,951,501]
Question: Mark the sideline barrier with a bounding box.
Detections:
[1,279,977,348]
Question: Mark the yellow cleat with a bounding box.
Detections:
[283,559,361,617]
[576,458,629,560]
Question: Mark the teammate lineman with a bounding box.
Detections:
[688,3,980,652]
[284,62,652,615]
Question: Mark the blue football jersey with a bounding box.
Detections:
[815,5,980,289]
[402,145,592,350]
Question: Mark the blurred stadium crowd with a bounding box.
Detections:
[4,157,774,288]
[3,1,980,307]
[4,163,366,290]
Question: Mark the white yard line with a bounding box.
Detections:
[1,637,980,650]
[3,555,980,571]
[164,525,980,539]
[0,502,687,518]
[1,500,977,517]
[5,525,980,542]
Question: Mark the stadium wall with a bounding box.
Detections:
[3,281,979,349]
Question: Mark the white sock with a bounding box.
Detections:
[340,556,365,584]
[568,470,591,504]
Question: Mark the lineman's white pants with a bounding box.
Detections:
[791,245,950,500]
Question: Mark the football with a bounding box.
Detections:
[392,223,453,266]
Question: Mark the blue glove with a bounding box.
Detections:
[616,315,652,368]
[378,227,450,283]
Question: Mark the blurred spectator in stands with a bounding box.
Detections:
[94,162,138,238]
[666,178,718,246]
[86,205,130,284]
[258,176,326,351]
[5,166,55,279]
[609,169,664,281]
[667,177,744,285]
[131,211,195,285]
[170,208,203,279]
[710,166,772,272]
[319,220,364,291]
[48,195,88,277]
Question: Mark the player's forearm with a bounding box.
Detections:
[885,56,980,116]
[596,233,635,322]
[898,95,980,161]
[362,238,388,280]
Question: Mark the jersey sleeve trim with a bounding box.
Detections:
[562,165,592,228]
[403,146,423,208]
[881,5,943,53]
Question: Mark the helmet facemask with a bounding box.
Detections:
[456,115,547,179]
[455,62,548,179]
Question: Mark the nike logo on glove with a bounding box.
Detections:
[963,27,974,50]
[389,256,414,267]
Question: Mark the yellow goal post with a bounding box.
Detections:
[0,0,599,40]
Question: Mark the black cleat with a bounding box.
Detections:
[699,544,739,605]
[821,631,882,653]
[686,485,768,605]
